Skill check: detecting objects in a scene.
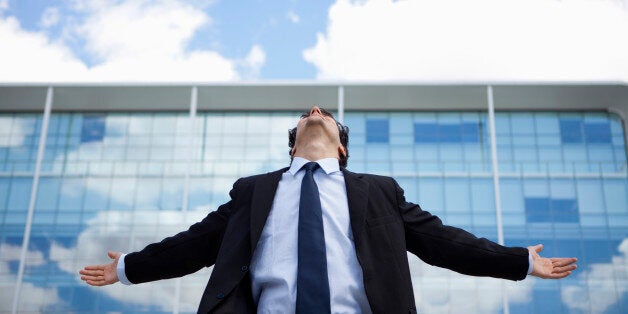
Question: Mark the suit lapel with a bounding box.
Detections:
[250,168,287,250]
[342,169,369,239]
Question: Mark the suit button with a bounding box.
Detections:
[216,292,225,299]
[241,265,248,272]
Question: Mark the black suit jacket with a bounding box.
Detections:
[123,168,529,314]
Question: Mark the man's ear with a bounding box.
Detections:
[338,146,346,158]
[291,147,296,156]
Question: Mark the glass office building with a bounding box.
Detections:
[0,84,627,313]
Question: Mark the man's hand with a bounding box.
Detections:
[79,251,121,286]
[528,244,577,279]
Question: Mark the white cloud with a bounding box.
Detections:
[239,44,267,79]
[408,254,534,313]
[50,209,213,312]
[0,244,60,313]
[69,0,239,81]
[0,243,46,266]
[0,0,263,82]
[561,238,628,314]
[40,7,60,28]
[287,11,300,23]
[246,45,266,67]
[304,0,628,82]
[76,0,207,61]
[0,116,35,147]
[0,16,90,82]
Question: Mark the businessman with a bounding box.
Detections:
[80,106,577,313]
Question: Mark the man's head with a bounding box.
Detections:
[288,106,349,167]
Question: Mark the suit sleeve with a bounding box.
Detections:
[395,179,529,281]
[123,179,241,284]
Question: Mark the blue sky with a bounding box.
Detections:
[0,0,627,82]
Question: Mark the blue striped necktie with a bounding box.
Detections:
[296,162,331,313]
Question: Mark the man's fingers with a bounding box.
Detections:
[551,258,578,267]
[535,260,577,279]
[553,264,577,274]
[79,269,104,276]
[83,265,106,271]
[535,270,571,279]
[81,275,103,281]
[548,271,571,279]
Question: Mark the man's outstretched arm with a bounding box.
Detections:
[77,180,241,286]
[528,244,577,279]
[79,251,121,286]
[393,177,578,280]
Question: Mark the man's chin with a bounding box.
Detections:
[303,117,327,128]
[307,114,326,121]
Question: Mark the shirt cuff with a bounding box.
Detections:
[116,253,132,285]
[527,252,534,275]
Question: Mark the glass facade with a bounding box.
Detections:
[1,108,626,313]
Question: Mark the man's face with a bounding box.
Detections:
[297,106,339,134]
[292,106,344,156]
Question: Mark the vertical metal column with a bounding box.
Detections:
[338,85,345,123]
[172,86,198,314]
[487,85,509,314]
[12,86,53,314]
[181,86,198,214]
[487,86,505,245]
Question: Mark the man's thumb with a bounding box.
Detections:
[533,244,543,253]
[107,251,120,260]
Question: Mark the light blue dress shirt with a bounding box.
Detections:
[249,157,371,313]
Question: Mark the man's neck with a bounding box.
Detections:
[293,142,338,162]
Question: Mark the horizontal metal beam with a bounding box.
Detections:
[1,83,626,112]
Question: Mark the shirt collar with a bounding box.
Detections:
[289,156,340,176]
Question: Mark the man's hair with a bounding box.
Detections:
[288,108,350,168]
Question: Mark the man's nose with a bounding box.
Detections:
[310,106,322,115]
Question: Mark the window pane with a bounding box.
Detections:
[560,120,583,143]
[366,119,389,143]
